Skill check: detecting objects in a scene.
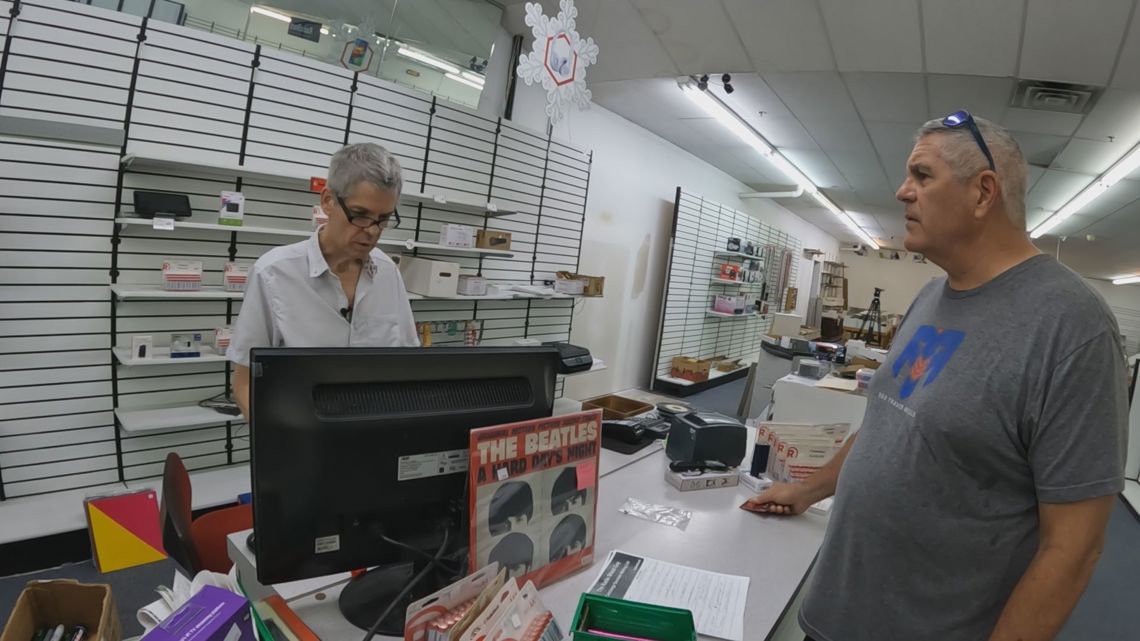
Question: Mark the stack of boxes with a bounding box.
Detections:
[752,422,851,484]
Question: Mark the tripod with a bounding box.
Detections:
[857,287,883,345]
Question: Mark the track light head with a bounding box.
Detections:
[721,73,732,84]
[724,83,734,94]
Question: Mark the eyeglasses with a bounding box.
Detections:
[335,194,401,229]
[942,110,995,172]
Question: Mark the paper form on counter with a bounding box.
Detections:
[586,550,749,641]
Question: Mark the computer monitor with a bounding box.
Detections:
[248,346,559,634]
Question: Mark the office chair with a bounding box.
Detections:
[159,453,252,574]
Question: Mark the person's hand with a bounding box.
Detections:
[742,482,817,516]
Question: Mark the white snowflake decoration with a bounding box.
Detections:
[516,0,599,124]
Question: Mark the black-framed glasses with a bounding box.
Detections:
[335,194,401,229]
[942,110,995,172]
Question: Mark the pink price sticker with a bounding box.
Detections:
[576,460,597,490]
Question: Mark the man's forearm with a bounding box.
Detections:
[987,544,1102,641]
[233,364,251,420]
[801,431,858,502]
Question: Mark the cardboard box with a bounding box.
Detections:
[554,278,585,295]
[476,229,512,250]
[712,358,742,373]
[399,256,459,297]
[457,275,488,296]
[0,580,121,641]
[142,585,253,641]
[670,356,711,382]
[556,272,605,297]
[440,224,475,248]
[664,468,739,491]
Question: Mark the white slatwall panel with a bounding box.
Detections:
[654,189,802,383]
[0,0,591,501]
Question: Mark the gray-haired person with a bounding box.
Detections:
[748,112,1127,641]
[228,143,419,417]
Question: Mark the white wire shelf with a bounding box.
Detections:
[112,346,227,366]
[111,284,242,300]
[705,310,766,319]
[710,278,762,287]
[116,404,243,433]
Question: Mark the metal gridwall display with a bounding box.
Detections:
[653,188,802,384]
[0,0,591,500]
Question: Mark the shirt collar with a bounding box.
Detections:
[308,225,377,278]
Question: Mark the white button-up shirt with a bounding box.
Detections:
[226,227,419,366]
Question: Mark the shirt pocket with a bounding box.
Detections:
[355,313,409,347]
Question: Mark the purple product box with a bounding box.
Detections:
[142,585,255,641]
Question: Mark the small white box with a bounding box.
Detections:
[554,278,585,295]
[223,261,250,292]
[215,326,232,352]
[162,259,203,291]
[457,275,487,296]
[130,335,153,360]
[664,467,740,491]
[398,256,459,297]
[439,224,475,248]
[219,191,245,226]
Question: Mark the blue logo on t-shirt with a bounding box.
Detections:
[891,325,966,399]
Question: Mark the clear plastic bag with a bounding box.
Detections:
[619,497,692,531]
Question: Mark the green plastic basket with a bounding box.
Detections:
[571,593,697,641]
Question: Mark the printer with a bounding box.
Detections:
[665,411,747,467]
[542,341,593,374]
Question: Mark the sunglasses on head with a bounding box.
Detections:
[942,110,995,172]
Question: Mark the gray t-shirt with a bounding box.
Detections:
[800,255,1128,641]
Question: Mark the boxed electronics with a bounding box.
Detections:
[556,272,605,297]
[554,278,585,295]
[170,333,203,358]
[664,467,740,492]
[475,229,512,250]
[161,260,202,291]
[439,224,475,248]
[398,256,459,297]
[141,586,253,641]
[223,261,250,292]
[726,237,741,252]
[457,275,487,296]
[751,422,850,478]
[718,264,740,281]
[130,335,153,360]
[670,356,711,382]
[0,580,121,641]
[713,294,739,314]
[218,191,244,226]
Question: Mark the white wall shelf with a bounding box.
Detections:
[116,404,243,433]
[113,346,227,366]
[113,218,514,258]
[111,284,242,300]
[121,153,518,218]
[710,278,762,287]
[714,250,765,263]
[706,310,765,319]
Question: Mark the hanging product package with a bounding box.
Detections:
[618,498,692,531]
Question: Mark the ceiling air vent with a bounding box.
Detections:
[1012,80,1100,114]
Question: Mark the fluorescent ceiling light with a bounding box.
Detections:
[681,80,880,249]
[250,6,290,22]
[680,84,771,156]
[320,28,329,35]
[1031,140,1140,238]
[398,47,460,75]
[445,72,484,90]
[1112,275,1140,285]
[460,71,485,86]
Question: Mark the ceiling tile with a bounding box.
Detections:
[1026,169,1093,212]
[818,0,923,73]
[800,117,876,153]
[830,150,894,194]
[1112,8,1140,88]
[843,72,928,124]
[1051,139,1122,175]
[1100,178,1140,206]
[564,0,679,82]
[627,0,752,74]
[1012,132,1070,168]
[921,0,1022,77]
[750,116,820,150]
[718,74,796,119]
[679,117,751,149]
[867,122,920,187]
[761,72,857,122]
[720,0,836,72]
[1074,89,1140,147]
[926,74,1014,121]
[1028,165,1047,189]
[781,148,850,189]
[1002,108,1083,137]
[1019,0,1133,86]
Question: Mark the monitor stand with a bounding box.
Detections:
[337,553,464,634]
